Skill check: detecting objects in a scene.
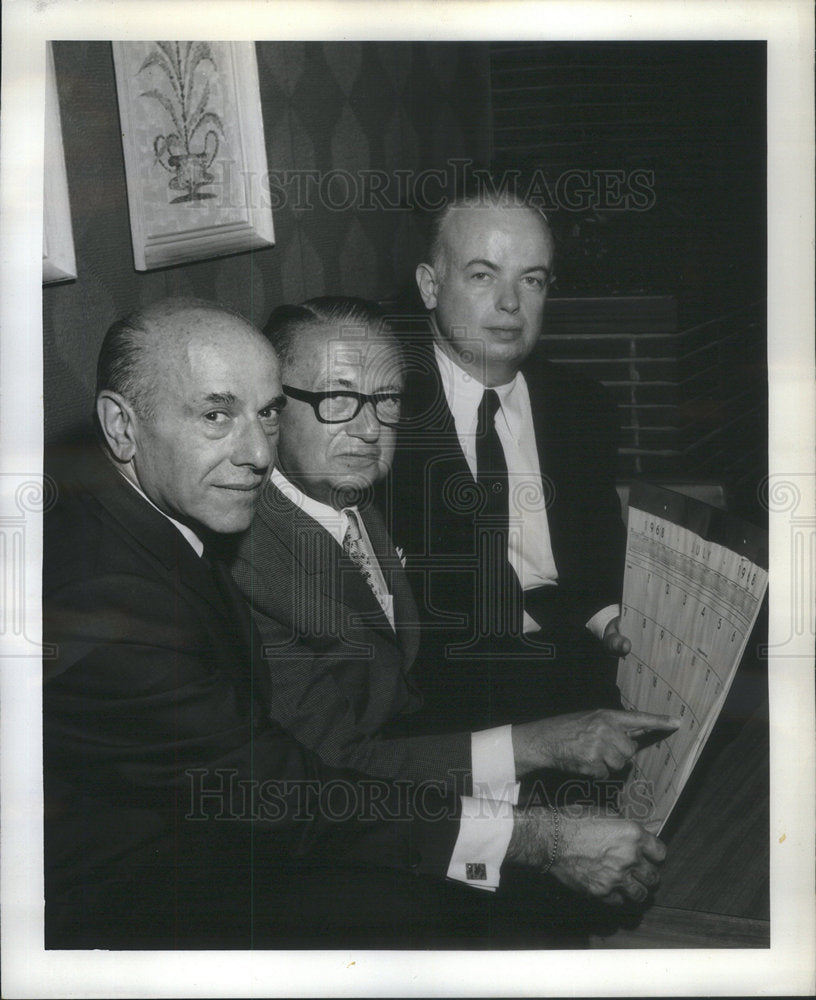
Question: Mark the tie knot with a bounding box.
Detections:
[477,389,501,435]
[342,508,362,543]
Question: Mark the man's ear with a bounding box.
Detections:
[415,263,439,310]
[96,391,139,463]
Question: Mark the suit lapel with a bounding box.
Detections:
[257,482,397,638]
[407,348,463,444]
[361,504,420,664]
[76,442,265,701]
[82,445,231,619]
[257,484,338,580]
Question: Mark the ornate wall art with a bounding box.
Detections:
[112,41,274,270]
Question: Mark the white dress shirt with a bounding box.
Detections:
[434,343,619,639]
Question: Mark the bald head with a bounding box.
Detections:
[429,194,554,284]
[417,197,556,386]
[96,297,260,421]
[95,297,285,534]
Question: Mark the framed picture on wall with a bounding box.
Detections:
[112,41,275,271]
[43,41,77,284]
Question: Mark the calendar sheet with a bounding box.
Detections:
[616,483,768,833]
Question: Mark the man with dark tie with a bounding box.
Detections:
[229,295,676,938]
[385,189,633,733]
[43,296,670,949]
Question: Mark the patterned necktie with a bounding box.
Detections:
[475,389,523,634]
[342,508,394,628]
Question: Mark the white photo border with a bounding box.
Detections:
[2,2,813,997]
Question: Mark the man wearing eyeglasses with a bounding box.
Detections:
[230,296,476,789]
[229,296,676,934]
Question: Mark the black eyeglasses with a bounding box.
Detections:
[282,385,402,426]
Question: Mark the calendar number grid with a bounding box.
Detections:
[616,490,768,833]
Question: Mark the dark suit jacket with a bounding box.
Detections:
[230,482,473,792]
[42,439,463,949]
[383,340,626,729]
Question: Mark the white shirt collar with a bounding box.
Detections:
[117,468,204,557]
[270,467,355,547]
[433,341,525,431]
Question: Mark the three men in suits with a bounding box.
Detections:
[43,297,669,948]
[387,191,633,732]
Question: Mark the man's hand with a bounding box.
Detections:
[512,709,680,778]
[507,806,666,904]
[602,616,631,656]
[553,810,666,903]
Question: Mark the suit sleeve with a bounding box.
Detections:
[555,374,627,625]
[231,552,475,794]
[43,567,462,879]
[588,377,627,613]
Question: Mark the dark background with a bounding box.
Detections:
[45,40,766,522]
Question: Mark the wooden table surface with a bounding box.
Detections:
[591,666,770,949]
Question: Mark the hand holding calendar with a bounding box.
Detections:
[615,483,769,833]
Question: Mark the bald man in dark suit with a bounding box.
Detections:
[386,192,632,734]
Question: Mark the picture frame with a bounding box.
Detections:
[43,41,77,284]
[111,41,275,271]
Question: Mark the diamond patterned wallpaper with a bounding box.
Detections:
[44,41,492,444]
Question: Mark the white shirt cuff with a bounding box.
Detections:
[471,725,519,803]
[586,603,620,642]
[446,796,515,891]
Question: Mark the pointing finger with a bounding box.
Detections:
[613,711,682,734]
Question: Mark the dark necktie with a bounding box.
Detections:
[200,544,265,711]
[475,389,523,635]
[201,545,245,634]
[476,389,509,520]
